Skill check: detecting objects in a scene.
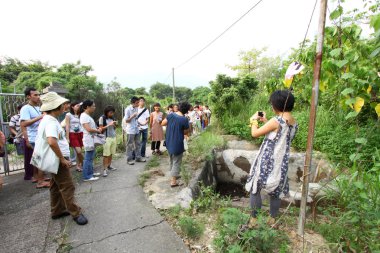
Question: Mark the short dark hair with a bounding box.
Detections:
[24,87,37,97]
[269,90,295,112]
[104,105,116,117]
[179,102,191,115]
[131,96,139,104]
[153,103,161,108]
[81,100,94,111]
[194,105,199,109]
[168,104,174,109]
[139,97,145,101]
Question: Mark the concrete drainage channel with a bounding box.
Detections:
[186,137,335,209]
[145,136,336,211]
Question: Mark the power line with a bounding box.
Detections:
[297,0,319,59]
[175,0,265,70]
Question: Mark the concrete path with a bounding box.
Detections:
[0,154,189,253]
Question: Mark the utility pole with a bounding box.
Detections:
[172,67,176,103]
[298,0,328,236]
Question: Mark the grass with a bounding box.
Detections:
[187,124,225,162]
[146,155,160,169]
[138,172,151,187]
[180,164,191,186]
[178,215,205,240]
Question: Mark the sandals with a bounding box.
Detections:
[36,181,50,189]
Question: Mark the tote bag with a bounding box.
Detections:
[93,133,106,146]
[31,117,60,174]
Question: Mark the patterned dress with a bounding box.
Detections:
[245,116,298,198]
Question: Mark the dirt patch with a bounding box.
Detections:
[233,156,251,173]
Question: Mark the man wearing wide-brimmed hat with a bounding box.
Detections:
[36,92,88,225]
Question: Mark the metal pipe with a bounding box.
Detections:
[297,0,328,236]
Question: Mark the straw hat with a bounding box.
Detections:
[40,92,69,112]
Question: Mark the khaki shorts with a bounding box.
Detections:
[103,137,117,157]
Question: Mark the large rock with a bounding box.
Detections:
[216,149,333,192]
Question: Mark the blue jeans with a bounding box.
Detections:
[132,129,148,159]
[83,150,96,180]
[140,128,148,157]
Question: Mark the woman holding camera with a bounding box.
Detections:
[65,102,84,172]
[245,90,298,223]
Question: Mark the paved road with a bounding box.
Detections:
[0,155,189,253]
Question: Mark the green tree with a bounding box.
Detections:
[175,86,192,102]
[149,82,173,99]
[191,86,211,104]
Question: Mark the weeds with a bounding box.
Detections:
[180,165,191,186]
[214,208,289,253]
[138,172,150,187]
[178,215,204,240]
[146,155,160,169]
[187,125,225,162]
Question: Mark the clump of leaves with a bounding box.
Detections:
[190,185,230,212]
[214,208,289,253]
[178,215,204,240]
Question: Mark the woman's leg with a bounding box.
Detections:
[151,141,156,151]
[269,196,281,218]
[250,191,262,217]
[75,147,83,169]
[156,141,161,151]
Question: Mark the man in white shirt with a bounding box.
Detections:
[137,97,150,158]
[124,96,146,165]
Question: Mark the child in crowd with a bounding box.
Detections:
[150,103,164,155]
[245,90,298,224]
[99,105,118,177]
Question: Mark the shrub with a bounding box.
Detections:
[214,208,289,253]
[178,216,204,240]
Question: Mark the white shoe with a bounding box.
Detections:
[103,170,108,177]
[71,162,77,166]
[127,161,135,165]
[83,177,99,182]
[136,158,146,162]
[93,172,101,177]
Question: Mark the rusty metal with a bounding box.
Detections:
[297,0,328,236]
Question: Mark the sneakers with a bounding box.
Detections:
[93,172,101,177]
[71,162,77,166]
[136,158,146,162]
[103,170,108,177]
[108,166,117,171]
[74,214,88,225]
[127,161,135,165]
[83,177,99,182]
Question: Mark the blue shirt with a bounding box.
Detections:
[124,105,139,134]
[165,113,189,155]
[20,104,41,143]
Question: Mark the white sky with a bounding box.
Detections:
[0,0,367,89]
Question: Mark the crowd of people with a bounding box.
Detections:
[0,87,213,225]
[1,86,297,226]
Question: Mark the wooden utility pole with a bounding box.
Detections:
[172,67,176,103]
[298,0,328,236]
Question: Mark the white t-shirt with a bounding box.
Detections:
[80,113,96,150]
[137,107,150,130]
[39,115,70,157]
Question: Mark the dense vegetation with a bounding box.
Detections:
[208,0,380,251]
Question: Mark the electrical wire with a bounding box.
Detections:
[175,0,265,70]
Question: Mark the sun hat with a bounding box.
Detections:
[40,92,69,112]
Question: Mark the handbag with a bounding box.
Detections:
[93,133,106,146]
[31,117,60,174]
